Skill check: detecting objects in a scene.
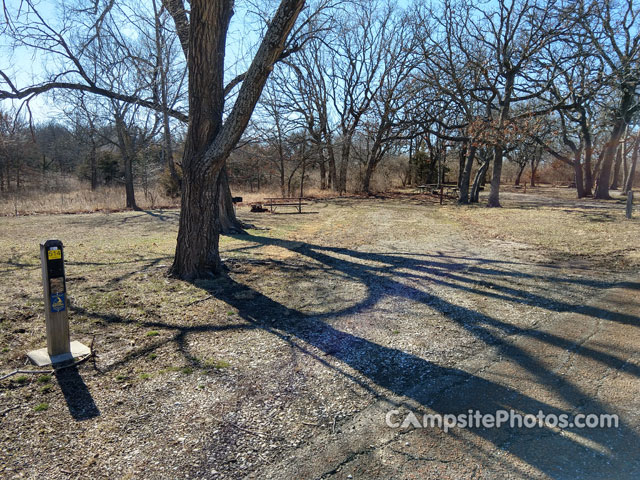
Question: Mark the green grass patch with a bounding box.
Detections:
[40,385,52,394]
[161,366,193,374]
[34,403,49,412]
[14,375,28,384]
[139,373,151,380]
[37,374,52,384]
[146,331,160,337]
[148,353,157,360]
[203,358,231,370]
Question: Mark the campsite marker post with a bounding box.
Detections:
[27,240,90,366]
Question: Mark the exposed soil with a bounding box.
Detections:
[1,188,639,479]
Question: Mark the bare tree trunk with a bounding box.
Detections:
[89,142,98,190]
[457,143,467,188]
[530,155,538,187]
[218,167,244,234]
[574,152,585,198]
[123,152,139,210]
[319,155,326,190]
[300,151,306,198]
[514,162,526,186]
[114,113,139,210]
[170,0,304,279]
[487,145,504,207]
[327,140,337,191]
[610,137,624,190]
[595,118,626,199]
[622,137,630,189]
[362,160,376,194]
[471,157,490,203]
[487,72,514,208]
[458,144,476,204]
[156,0,181,191]
[583,122,593,195]
[338,136,351,194]
[623,138,639,195]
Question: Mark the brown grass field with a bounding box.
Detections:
[1,186,639,479]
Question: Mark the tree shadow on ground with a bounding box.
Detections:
[76,236,640,477]
[204,234,639,477]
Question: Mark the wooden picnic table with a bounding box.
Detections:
[263,197,308,213]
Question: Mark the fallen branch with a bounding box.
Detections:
[0,351,95,382]
[0,405,20,416]
[0,369,53,382]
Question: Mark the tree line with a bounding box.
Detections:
[1,0,639,278]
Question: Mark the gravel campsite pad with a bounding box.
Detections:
[1,189,640,479]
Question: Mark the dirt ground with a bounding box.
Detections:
[1,187,639,479]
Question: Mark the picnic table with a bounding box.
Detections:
[263,197,308,213]
[416,184,458,196]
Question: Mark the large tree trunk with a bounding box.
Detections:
[514,163,526,186]
[173,168,224,279]
[319,155,326,190]
[123,152,139,210]
[218,167,245,234]
[338,135,351,194]
[623,138,639,195]
[326,135,337,191]
[594,118,626,199]
[610,139,624,190]
[487,146,504,207]
[362,160,376,194]
[471,157,490,203]
[457,144,466,188]
[530,155,538,187]
[114,111,139,210]
[487,73,514,208]
[574,152,585,199]
[170,0,304,279]
[582,122,593,195]
[458,144,476,204]
[89,141,97,190]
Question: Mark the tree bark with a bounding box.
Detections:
[514,162,526,186]
[123,152,138,210]
[114,111,139,210]
[582,121,593,195]
[338,135,351,194]
[471,156,490,204]
[573,151,585,199]
[610,139,624,190]
[623,138,639,195]
[487,146,504,207]
[594,118,627,199]
[362,160,376,194]
[89,141,97,190]
[457,144,467,188]
[170,0,305,279]
[319,154,326,189]
[218,167,245,234]
[458,144,476,204]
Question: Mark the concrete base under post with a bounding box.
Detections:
[27,340,91,367]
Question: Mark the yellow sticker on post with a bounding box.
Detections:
[47,248,61,260]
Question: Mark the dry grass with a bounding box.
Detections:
[1,188,639,478]
[0,184,344,216]
[0,185,178,216]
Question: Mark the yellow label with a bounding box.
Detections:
[47,249,61,260]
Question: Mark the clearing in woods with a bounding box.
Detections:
[1,187,640,479]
